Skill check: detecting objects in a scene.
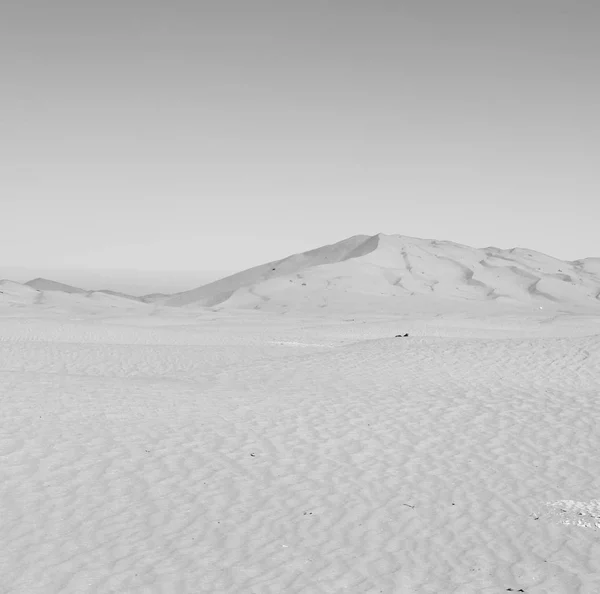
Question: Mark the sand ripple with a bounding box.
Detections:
[1,319,600,592]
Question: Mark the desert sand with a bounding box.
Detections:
[1,235,599,593]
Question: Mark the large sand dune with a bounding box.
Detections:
[5,235,599,316]
[165,234,600,313]
[1,235,600,593]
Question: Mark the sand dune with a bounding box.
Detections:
[165,234,372,308]
[2,235,600,593]
[165,234,600,313]
[26,278,89,294]
[573,258,600,276]
[0,279,151,313]
[26,278,146,303]
[6,234,599,315]
[0,280,42,306]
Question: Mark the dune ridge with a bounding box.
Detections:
[166,234,600,312]
[4,234,599,314]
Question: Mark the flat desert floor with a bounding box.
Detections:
[1,307,600,593]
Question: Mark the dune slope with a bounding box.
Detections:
[166,234,600,312]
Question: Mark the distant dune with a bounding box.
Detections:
[0,280,42,306]
[25,278,88,294]
[0,278,149,312]
[165,234,600,312]
[165,234,372,308]
[3,234,599,314]
[0,276,171,312]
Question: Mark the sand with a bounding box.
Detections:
[165,234,600,310]
[1,305,600,593]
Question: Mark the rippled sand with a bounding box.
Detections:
[1,310,599,593]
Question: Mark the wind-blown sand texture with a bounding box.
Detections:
[1,307,600,594]
[1,234,600,592]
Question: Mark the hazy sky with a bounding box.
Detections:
[2,0,599,275]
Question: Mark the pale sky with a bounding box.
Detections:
[2,0,599,281]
